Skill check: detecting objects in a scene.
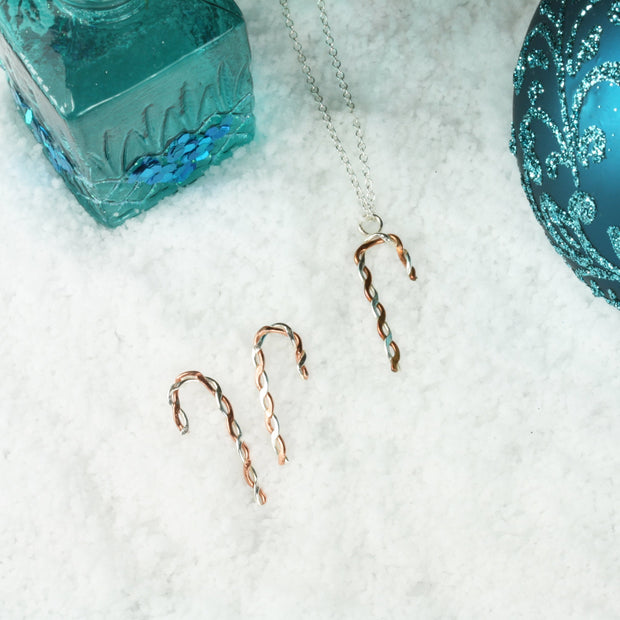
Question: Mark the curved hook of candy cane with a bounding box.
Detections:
[252,323,309,466]
[168,370,267,506]
[354,233,417,372]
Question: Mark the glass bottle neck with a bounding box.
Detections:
[55,0,143,21]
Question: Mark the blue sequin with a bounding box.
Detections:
[194,142,211,161]
[152,171,174,184]
[205,125,230,140]
[11,88,76,178]
[126,118,233,187]
[175,162,196,183]
[168,143,186,161]
[138,167,157,182]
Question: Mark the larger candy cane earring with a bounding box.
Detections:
[168,371,267,505]
[252,323,309,465]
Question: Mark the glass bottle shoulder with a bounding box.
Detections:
[0,0,246,118]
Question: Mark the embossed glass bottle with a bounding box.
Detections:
[0,0,254,227]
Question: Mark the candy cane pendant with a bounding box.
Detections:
[354,233,417,372]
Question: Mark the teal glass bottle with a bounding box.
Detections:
[0,0,255,227]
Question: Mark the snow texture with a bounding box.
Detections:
[1,1,619,618]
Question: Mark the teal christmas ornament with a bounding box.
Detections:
[511,0,620,308]
[0,0,254,227]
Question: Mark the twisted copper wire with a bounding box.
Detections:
[168,370,267,506]
[252,323,309,465]
[354,233,417,372]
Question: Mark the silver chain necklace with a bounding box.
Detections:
[279,0,417,372]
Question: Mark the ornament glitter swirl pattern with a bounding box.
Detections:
[512,0,620,308]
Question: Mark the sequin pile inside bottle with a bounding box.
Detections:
[0,0,255,227]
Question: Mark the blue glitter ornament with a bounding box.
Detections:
[511,0,620,308]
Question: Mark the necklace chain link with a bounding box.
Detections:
[279,0,380,233]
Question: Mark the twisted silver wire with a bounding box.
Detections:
[369,233,415,276]
[252,323,308,379]
[168,372,266,505]
[355,250,394,362]
[254,322,307,377]
[252,322,309,464]
[279,0,378,228]
[257,368,285,459]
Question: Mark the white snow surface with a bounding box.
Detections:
[1,1,619,618]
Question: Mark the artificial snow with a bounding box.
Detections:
[0,1,619,618]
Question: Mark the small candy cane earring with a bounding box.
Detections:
[252,323,309,465]
[354,233,417,372]
[168,370,267,506]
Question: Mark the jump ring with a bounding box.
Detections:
[358,214,383,236]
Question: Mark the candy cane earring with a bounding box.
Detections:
[168,370,267,505]
[252,323,309,465]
